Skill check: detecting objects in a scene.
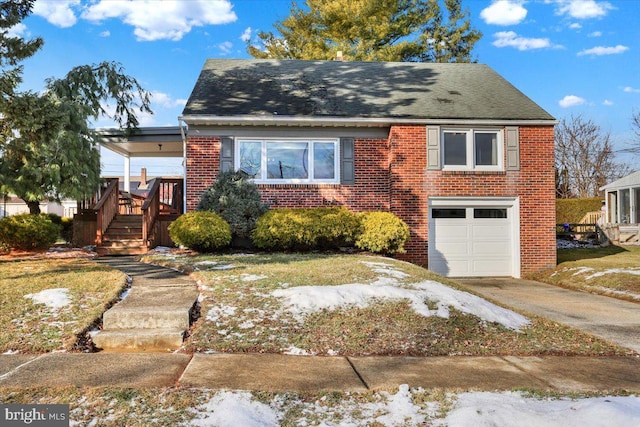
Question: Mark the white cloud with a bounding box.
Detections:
[99,30,111,37]
[7,23,28,38]
[492,31,557,50]
[554,0,614,19]
[240,27,252,42]
[589,31,602,37]
[569,22,582,29]
[81,0,237,42]
[559,95,586,108]
[480,1,527,26]
[624,87,640,93]
[577,45,628,56]
[151,91,187,109]
[602,100,613,106]
[33,0,79,28]
[218,41,233,55]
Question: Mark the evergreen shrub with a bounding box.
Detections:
[252,207,360,250]
[168,211,231,252]
[355,211,410,254]
[197,171,269,239]
[0,213,61,250]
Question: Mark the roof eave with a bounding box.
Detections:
[179,115,558,128]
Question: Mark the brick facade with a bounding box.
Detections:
[185,124,556,276]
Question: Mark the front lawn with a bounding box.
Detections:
[143,251,630,357]
[532,245,640,302]
[0,258,127,353]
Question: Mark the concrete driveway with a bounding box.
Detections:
[458,278,640,353]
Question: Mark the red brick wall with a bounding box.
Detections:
[421,126,557,274]
[185,125,556,276]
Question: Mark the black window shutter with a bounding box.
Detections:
[340,137,355,185]
[220,137,234,173]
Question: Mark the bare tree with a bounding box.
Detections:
[555,115,630,198]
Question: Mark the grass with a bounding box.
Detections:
[142,252,631,357]
[531,245,640,302]
[0,258,127,353]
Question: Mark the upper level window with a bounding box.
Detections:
[442,129,503,171]
[237,139,339,184]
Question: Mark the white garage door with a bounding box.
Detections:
[429,199,519,277]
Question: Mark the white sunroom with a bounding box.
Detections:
[600,170,640,225]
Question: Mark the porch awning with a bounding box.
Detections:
[96,126,184,158]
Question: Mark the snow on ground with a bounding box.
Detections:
[272,261,530,331]
[439,392,640,427]
[24,288,71,309]
[185,388,640,427]
[556,239,600,249]
[558,266,640,280]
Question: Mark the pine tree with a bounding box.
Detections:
[247,0,481,63]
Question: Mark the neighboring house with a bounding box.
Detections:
[600,170,640,225]
[179,59,557,278]
[0,195,77,218]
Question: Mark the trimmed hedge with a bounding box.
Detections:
[168,211,231,252]
[556,197,603,224]
[356,211,410,254]
[0,214,61,250]
[252,207,361,250]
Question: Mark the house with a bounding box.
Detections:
[0,195,77,218]
[179,59,557,278]
[600,170,640,225]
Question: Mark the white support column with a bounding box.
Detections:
[124,155,131,193]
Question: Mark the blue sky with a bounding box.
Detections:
[11,0,640,175]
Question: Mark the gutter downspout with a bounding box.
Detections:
[179,120,187,214]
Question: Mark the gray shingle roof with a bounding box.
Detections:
[182,59,554,122]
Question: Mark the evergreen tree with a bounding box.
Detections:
[0,1,151,214]
[248,0,481,63]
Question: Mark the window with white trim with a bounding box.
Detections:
[442,129,503,171]
[237,138,339,183]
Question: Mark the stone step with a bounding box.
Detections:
[92,329,186,352]
[103,307,192,330]
[101,239,145,248]
[96,246,148,256]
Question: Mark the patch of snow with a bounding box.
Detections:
[211,264,236,270]
[273,278,529,331]
[24,288,70,309]
[241,274,268,282]
[3,350,20,355]
[362,261,410,279]
[195,260,219,266]
[439,392,640,427]
[238,321,255,329]
[87,328,100,338]
[569,266,596,276]
[189,390,281,427]
[283,346,316,356]
[585,267,640,280]
[556,239,600,249]
[206,306,237,322]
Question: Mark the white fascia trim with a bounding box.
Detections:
[429,196,519,207]
[179,115,557,128]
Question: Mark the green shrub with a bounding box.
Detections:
[0,214,61,250]
[252,207,360,250]
[168,211,231,252]
[556,197,602,224]
[355,211,410,254]
[197,171,269,239]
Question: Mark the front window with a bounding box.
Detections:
[238,139,339,183]
[442,129,503,171]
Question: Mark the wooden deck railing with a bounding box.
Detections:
[93,178,119,245]
[579,211,603,224]
[142,179,161,248]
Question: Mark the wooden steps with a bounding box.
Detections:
[97,214,147,255]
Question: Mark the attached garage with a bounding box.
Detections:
[428,198,520,278]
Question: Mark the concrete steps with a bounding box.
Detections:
[92,258,200,352]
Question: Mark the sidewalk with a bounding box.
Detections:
[1,352,639,392]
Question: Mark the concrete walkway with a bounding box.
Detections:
[92,256,199,351]
[1,353,639,392]
[458,278,640,353]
